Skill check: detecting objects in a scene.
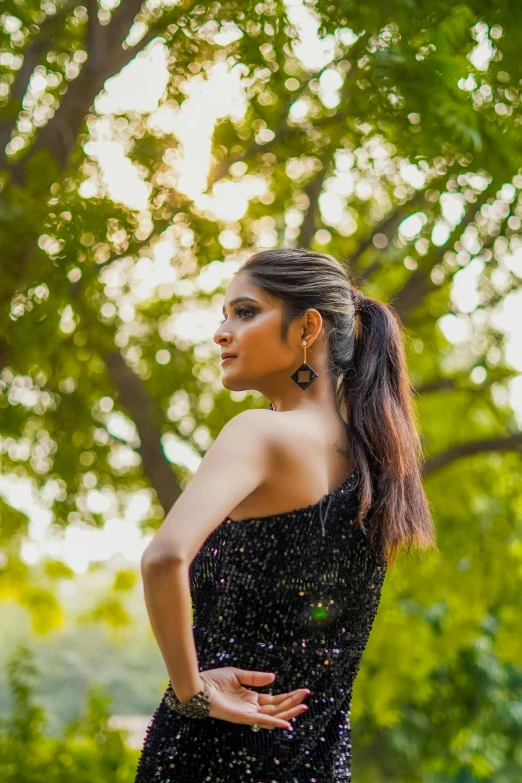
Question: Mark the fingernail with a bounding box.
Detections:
[301,705,308,711]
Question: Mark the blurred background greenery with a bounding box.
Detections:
[1,0,522,780]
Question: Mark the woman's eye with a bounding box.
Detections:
[219,307,255,324]
[237,307,254,319]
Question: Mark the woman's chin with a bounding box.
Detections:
[221,375,247,392]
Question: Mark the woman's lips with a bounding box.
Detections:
[221,356,237,363]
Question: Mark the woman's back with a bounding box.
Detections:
[134,467,387,782]
[226,402,356,522]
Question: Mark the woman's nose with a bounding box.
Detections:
[213,328,230,346]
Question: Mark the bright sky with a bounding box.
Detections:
[4,2,521,574]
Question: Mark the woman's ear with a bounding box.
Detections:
[302,308,323,346]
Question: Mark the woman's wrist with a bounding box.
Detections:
[165,678,212,718]
[170,675,206,704]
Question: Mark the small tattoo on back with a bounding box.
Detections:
[332,440,349,459]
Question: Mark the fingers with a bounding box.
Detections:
[234,668,276,687]
[254,690,310,729]
[258,688,311,708]
[258,693,309,722]
[251,701,309,731]
[246,714,293,731]
[231,670,311,732]
[272,701,309,722]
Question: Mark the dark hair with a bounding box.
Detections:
[240,247,437,568]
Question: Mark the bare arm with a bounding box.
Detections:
[140,410,309,730]
[142,409,275,564]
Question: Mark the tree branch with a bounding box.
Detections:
[205,72,319,190]
[0,0,79,168]
[86,0,106,70]
[390,267,433,320]
[422,432,522,476]
[296,167,326,246]
[205,42,367,194]
[390,184,498,321]
[295,143,338,247]
[349,169,454,284]
[105,0,145,48]
[104,350,181,512]
[415,368,520,395]
[9,0,149,181]
[416,378,459,394]
[207,122,292,191]
[207,112,350,191]
[349,202,416,275]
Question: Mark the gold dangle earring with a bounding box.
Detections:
[290,340,319,390]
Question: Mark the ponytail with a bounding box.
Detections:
[340,289,437,567]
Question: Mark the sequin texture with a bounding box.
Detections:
[134,454,387,782]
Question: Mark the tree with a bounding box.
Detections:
[1,1,522,778]
[0,644,139,782]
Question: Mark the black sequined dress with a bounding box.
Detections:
[134,413,387,783]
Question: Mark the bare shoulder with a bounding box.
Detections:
[216,407,278,447]
[220,407,328,477]
[219,407,298,454]
[221,407,275,431]
[203,407,281,476]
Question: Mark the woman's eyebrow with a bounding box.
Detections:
[221,297,259,314]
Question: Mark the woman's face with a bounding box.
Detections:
[213,273,300,393]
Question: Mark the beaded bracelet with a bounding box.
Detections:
[164,682,212,718]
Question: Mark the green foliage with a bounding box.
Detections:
[355,631,522,781]
[0,600,166,734]
[0,645,138,783]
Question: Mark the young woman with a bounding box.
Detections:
[134,247,436,782]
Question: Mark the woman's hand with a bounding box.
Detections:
[199,667,310,731]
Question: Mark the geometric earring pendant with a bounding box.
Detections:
[290,362,319,390]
